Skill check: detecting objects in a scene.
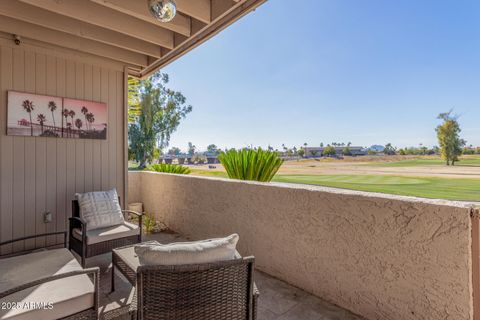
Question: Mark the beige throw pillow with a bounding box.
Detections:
[75,189,124,230]
[134,234,239,265]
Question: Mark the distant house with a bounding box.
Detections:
[204,152,219,164]
[369,145,385,152]
[303,146,367,157]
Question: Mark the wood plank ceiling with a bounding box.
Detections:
[0,0,267,78]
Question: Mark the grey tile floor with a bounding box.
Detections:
[85,232,365,320]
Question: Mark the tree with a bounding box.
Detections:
[168,147,181,155]
[436,111,465,165]
[68,110,76,133]
[207,144,219,154]
[323,145,336,157]
[188,142,196,156]
[48,101,57,131]
[81,106,89,130]
[37,114,46,134]
[66,122,72,138]
[86,113,95,131]
[127,77,141,123]
[129,72,192,168]
[22,99,34,136]
[62,108,69,137]
[342,146,352,156]
[75,118,83,131]
[298,148,305,158]
[152,148,161,161]
[384,143,396,155]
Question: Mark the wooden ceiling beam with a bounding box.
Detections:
[19,0,174,49]
[0,15,149,67]
[139,0,267,78]
[212,0,237,20]
[90,0,191,37]
[176,0,211,24]
[0,0,162,58]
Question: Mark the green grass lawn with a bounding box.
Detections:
[367,157,480,167]
[188,170,228,178]
[272,174,480,201]
[189,169,480,201]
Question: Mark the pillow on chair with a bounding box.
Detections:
[75,189,124,230]
[134,234,239,265]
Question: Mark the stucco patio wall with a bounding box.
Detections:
[128,171,475,320]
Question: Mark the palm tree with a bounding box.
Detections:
[86,112,95,131]
[48,101,57,132]
[62,108,69,137]
[68,110,76,128]
[75,118,83,133]
[37,114,46,134]
[66,123,72,138]
[81,106,89,130]
[22,99,34,136]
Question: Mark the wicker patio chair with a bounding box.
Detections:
[69,197,143,267]
[0,232,99,320]
[130,257,258,320]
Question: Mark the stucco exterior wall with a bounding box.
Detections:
[129,171,475,320]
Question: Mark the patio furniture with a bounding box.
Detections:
[0,232,99,320]
[69,192,143,267]
[111,243,259,319]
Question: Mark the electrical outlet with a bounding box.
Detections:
[44,211,52,223]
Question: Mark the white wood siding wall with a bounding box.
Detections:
[0,37,126,254]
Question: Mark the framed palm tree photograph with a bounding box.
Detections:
[7,91,108,140]
[63,98,107,139]
[7,91,63,137]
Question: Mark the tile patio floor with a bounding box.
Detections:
[84,232,365,320]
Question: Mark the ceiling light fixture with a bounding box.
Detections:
[148,0,177,23]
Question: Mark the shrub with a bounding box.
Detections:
[145,163,191,174]
[342,147,352,156]
[143,212,156,234]
[323,145,336,156]
[218,148,283,182]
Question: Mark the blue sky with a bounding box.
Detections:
[164,0,480,152]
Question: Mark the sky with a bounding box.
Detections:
[164,0,480,152]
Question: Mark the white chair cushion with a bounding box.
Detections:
[73,221,139,245]
[134,234,239,266]
[75,189,124,230]
[0,248,94,320]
